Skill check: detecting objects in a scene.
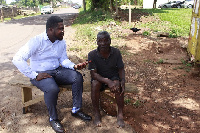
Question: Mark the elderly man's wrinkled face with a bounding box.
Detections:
[97,35,111,52]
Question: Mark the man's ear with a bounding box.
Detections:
[48,27,53,32]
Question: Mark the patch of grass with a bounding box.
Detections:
[1,13,41,22]
[137,8,192,37]
[133,100,142,107]
[181,59,187,64]
[156,59,164,64]
[186,63,192,67]
[143,31,150,36]
[72,8,193,60]
[172,59,193,72]
[69,47,82,51]
[74,9,113,25]
[120,49,130,55]
[144,59,152,63]
[124,98,131,104]
[169,29,178,38]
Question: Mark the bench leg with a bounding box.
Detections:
[21,87,32,114]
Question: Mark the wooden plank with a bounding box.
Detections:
[11,74,138,114]
[10,74,138,93]
[23,95,44,107]
[104,83,138,93]
[21,87,32,113]
[100,92,116,103]
[22,87,32,104]
[125,83,138,93]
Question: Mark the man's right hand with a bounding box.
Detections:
[36,73,52,81]
[108,80,120,93]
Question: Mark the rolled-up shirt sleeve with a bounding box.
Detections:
[12,39,38,79]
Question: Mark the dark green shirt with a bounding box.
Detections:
[88,47,124,79]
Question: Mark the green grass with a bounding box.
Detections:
[156,59,164,64]
[71,8,193,60]
[0,12,41,22]
[73,8,193,41]
[173,59,193,72]
[73,9,115,43]
[137,8,192,37]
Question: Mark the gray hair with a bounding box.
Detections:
[97,31,111,40]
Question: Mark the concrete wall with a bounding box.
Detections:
[0,7,19,18]
[0,7,39,18]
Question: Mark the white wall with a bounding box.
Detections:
[143,0,154,8]
[143,0,172,8]
[157,0,170,8]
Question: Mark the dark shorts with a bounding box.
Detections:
[91,76,120,91]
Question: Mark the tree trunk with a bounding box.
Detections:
[134,0,137,5]
[83,0,86,11]
[110,0,113,12]
[153,0,157,8]
[115,0,118,15]
[91,0,96,11]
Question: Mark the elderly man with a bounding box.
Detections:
[88,31,125,127]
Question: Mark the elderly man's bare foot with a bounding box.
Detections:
[117,117,125,128]
[94,114,102,127]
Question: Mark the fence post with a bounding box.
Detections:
[1,8,4,22]
[11,7,14,19]
[129,2,131,26]
[116,0,118,15]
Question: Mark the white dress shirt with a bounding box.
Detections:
[12,32,75,79]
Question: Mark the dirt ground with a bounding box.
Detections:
[100,11,200,133]
[102,34,200,133]
[65,9,200,133]
[0,8,135,133]
[0,8,200,133]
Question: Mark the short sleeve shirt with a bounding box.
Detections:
[88,46,124,79]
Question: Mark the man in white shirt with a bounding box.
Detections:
[12,16,92,133]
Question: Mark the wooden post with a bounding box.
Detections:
[110,0,113,12]
[83,0,86,12]
[22,87,32,114]
[1,8,4,22]
[129,2,131,26]
[115,0,118,15]
[11,7,14,19]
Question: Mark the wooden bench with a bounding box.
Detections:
[9,75,137,114]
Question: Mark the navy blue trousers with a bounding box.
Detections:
[30,67,83,120]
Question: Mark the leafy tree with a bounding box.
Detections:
[87,0,143,11]
[9,0,54,7]
[0,0,6,4]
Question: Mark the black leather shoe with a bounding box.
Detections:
[49,119,64,133]
[71,110,92,121]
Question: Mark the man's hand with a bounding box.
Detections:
[36,73,52,81]
[74,61,90,70]
[107,80,120,93]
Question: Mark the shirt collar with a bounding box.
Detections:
[43,31,49,41]
[43,31,60,44]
